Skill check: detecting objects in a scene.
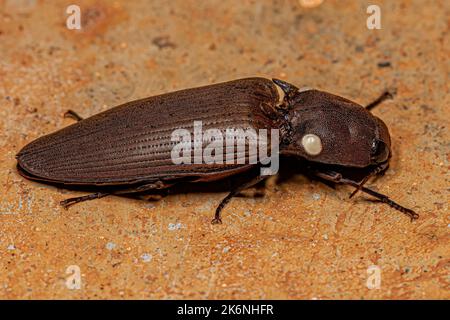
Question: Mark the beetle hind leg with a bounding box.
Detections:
[59,181,171,209]
[60,192,109,209]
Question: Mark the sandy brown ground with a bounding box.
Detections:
[0,0,448,299]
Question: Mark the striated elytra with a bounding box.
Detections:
[16,77,418,223]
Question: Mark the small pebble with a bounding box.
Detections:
[141,253,152,263]
[312,193,321,200]
[7,244,15,250]
[223,246,230,253]
[298,0,324,8]
[377,61,392,68]
[106,242,116,251]
[168,222,182,231]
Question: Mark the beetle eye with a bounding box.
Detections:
[371,139,388,162]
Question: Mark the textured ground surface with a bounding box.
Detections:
[0,0,448,299]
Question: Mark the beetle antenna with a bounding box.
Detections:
[365,90,395,111]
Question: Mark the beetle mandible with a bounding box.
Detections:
[16,77,418,223]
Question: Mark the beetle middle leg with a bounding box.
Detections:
[313,170,418,221]
[212,174,267,225]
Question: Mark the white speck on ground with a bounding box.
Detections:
[168,222,182,231]
[141,253,152,262]
[106,242,116,250]
[223,246,230,253]
[312,193,321,200]
[7,244,15,250]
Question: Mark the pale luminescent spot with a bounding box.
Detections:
[301,134,323,155]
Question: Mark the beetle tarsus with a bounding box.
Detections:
[64,110,84,121]
[357,185,419,221]
[347,180,418,221]
[60,192,109,208]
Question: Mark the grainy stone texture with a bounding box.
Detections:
[0,0,448,299]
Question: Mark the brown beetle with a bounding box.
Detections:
[16,78,418,223]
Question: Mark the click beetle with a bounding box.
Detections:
[16,77,418,223]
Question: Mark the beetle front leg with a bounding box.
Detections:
[348,161,389,199]
[313,170,418,221]
[212,174,267,225]
[365,90,395,111]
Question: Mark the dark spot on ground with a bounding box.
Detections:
[152,36,177,49]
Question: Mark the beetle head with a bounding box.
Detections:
[276,84,391,168]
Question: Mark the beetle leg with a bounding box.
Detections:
[60,192,109,208]
[313,170,418,221]
[63,110,83,121]
[112,180,172,195]
[365,91,394,111]
[259,102,278,120]
[349,162,389,199]
[212,174,267,225]
[60,181,170,209]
